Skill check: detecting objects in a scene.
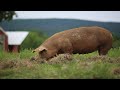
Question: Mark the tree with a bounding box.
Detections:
[21,31,48,50]
[0,11,16,22]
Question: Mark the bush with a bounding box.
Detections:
[21,31,48,50]
[112,33,120,48]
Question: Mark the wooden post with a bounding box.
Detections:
[12,45,19,53]
[4,35,8,52]
[0,30,8,52]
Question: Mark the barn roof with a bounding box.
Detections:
[6,31,29,45]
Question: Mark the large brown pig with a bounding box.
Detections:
[32,26,113,61]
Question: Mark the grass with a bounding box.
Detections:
[0,48,120,79]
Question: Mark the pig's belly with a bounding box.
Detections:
[72,44,98,54]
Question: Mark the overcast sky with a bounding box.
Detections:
[14,11,120,22]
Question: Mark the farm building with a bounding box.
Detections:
[0,27,8,52]
[0,27,29,53]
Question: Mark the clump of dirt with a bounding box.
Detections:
[30,55,46,63]
[30,54,73,64]
[108,57,120,63]
[112,68,120,75]
[17,60,34,68]
[102,57,120,63]
[0,60,35,69]
[0,54,73,69]
[88,56,110,61]
[0,61,16,69]
[32,54,120,64]
[47,54,73,64]
[88,56,120,64]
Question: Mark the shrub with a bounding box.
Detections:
[112,33,120,48]
[21,31,48,50]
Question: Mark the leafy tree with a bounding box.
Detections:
[21,31,48,50]
[112,33,120,48]
[0,11,16,22]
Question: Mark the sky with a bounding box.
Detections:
[14,11,120,22]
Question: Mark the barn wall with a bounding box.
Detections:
[4,35,8,52]
[12,45,20,53]
[0,31,4,35]
[0,30,8,52]
[0,31,4,51]
[8,45,20,53]
[0,28,27,53]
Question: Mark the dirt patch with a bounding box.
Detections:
[31,54,73,64]
[1,55,119,69]
[0,60,35,69]
[88,56,120,64]
[0,54,73,69]
[46,54,73,64]
[112,68,120,75]
[88,56,110,61]
[102,57,120,63]
[32,54,120,64]
[0,61,15,69]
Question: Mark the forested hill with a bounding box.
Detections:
[0,18,120,36]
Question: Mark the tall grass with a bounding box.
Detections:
[0,48,120,79]
[108,47,120,58]
[0,49,35,61]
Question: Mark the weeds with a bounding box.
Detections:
[0,48,120,79]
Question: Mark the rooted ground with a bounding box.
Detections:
[0,48,120,79]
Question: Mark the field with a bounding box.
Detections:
[0,48,120,79]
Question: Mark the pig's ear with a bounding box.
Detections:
[32,47,47,53]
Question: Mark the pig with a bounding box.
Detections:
[32,26,113,61]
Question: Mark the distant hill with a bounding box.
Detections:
[0,19,120,36]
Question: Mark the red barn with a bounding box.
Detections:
[0,27,29,53]
[0,27,8,52]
